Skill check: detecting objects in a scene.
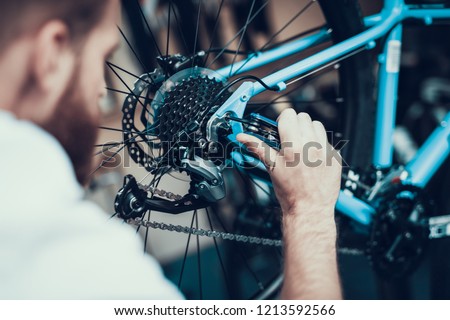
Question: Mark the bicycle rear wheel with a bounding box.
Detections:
[98,0,374,299]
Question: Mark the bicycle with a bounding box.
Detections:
[99,0,450,299]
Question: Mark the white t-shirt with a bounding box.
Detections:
[0,111,183,299]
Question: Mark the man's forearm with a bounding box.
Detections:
[237,110,343,299]
[281,207,342,300]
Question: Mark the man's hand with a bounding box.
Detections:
[237,109,341,217]
[237,109,343,300]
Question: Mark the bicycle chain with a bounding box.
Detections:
[140,184,183,201]
[129,218,283,247]
[134,184,364,255]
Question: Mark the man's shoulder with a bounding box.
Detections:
[0,111,183,299]
[1,198,183,299]
[32,200,184,299]
[0,110,82,200]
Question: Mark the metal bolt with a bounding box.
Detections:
[241,95,249,102]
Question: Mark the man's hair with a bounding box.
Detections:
[0,0,109,51]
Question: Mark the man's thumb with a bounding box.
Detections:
[236,133,278,169]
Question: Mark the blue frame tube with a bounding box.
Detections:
[373,24,403,168]
[216,29,331,79]
[405,112,450,188]
[250,11,402,96]
[364,14,384,27]
[407,9,450,20]
[212,4,450,98]
[214,14,384,79]
[336,191,375,226]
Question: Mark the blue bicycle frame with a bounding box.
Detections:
[211,0,450,226]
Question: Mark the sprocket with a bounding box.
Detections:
[121,66,231,173]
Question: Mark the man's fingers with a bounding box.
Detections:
[312,120,327,150]
[297,112,314,144]
[278,109,302,149]
[237,133,278,169]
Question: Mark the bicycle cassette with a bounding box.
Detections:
[122,67,232,173]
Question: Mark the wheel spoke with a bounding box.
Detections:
[249,178,273,199]
[90,144,127,176]
[229,0,256,77]
[135,0,163,58]
[106,61,150,83]
[142,217,150,251]
[264,25,324,52]
[117,26,149,71]
[191,0,202,68]
[231,0,317,77]
[98,125,159,139]
[251,64,337,113]
[204,0,225,65]
[135,174,159,235]
[94,141,130,157]
[98,126,135,135]
[166,0,172,59]
[235,168,261,206]
[178,211,197,289]
[206,208,232,299]
[95,128,158,158]
[212,209,264,291]
[106,62,152,115]
[207,48,252,56]
[285,46,366,87]
[206,0,270,69]
[263,0,317,51]
[95,142,125,148]
[106,87,147,100]
[170,0,189,53]
[235,168,283,261]
[195,211,203,299]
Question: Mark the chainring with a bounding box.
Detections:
[367,184,434,279]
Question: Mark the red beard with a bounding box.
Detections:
[41,70,99,186]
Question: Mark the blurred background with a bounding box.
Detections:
[88,0,450,299]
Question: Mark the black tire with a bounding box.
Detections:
[319,0,376,169]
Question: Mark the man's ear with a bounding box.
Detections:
[31,20,76,95]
